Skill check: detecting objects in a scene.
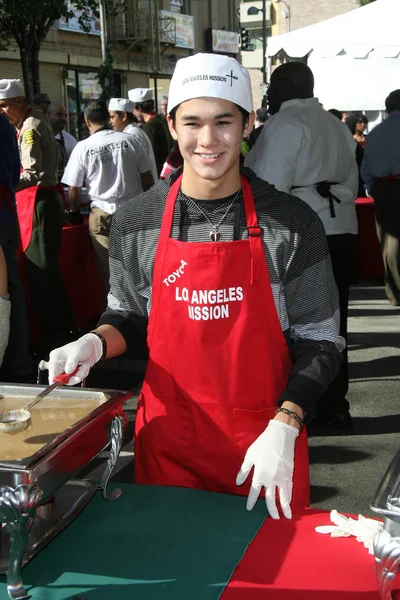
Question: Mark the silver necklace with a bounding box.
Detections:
[180,187,241,241]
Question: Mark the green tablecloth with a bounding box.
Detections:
[0,483,266,600]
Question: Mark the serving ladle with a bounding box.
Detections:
[0,368,79,434]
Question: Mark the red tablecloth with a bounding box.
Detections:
[222,508,395,599]
[59,219,103,326]
[355,197,384,281]
[20,219,103,346]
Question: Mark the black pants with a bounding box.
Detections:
[315,233,356,416]
[372,178,400,305]
[25,189,76,341]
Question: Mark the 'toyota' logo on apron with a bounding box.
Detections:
[163,259,188,287]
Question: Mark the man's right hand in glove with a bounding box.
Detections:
[48,333,104,385]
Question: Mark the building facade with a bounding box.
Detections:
[0,0,239,138]
[240,0,359,110]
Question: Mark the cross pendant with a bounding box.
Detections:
[210,230,221,242]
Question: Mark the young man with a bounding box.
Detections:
[108,97,158,184]
[48,54,343,519]
[62,99,154,296]
[128,88,173,176]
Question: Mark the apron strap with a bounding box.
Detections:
[241,176,264,284]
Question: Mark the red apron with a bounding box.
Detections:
[134,174,310,512]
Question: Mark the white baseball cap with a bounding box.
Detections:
[108,98,135,113]
[0,79,25,100]
[128,88,153,103]
[167,53,253,114]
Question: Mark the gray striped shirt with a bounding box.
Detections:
[98,167,344,419]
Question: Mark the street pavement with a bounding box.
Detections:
[80,284,400,518]
[308,284,400,517]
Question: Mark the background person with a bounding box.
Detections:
[345,113,368,197]
[361,90,400,305]
[108,97,158,185]
[48,53,344,520]
[47,102,77,181]
[128,88,173,176]
[0,112,30,380]
[32,92,51,115]
[245,62,358,430]
[160,95,168,117]
[0,78,77,353]
[345,113,368,147]
[62,99,154,297]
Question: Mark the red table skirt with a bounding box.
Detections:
[19,219,103,346]
[222,508,397,599]
[355,197,384,281]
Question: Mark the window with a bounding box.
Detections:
[66,69,122,140]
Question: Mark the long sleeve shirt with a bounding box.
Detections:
[0,113,20,224]
[98,168,344,421]
[15,108,59,191]
[245,98,359,236]
[361,112,400,193]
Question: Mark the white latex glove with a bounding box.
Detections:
[48,333,103,385]
[315,510,383,554]
[236,420,299,519]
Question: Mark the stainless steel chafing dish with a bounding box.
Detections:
[0,382,132,600]
[371,446,400,599]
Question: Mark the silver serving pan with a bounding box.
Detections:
[0,383,131,508]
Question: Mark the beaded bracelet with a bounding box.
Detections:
[275,407,304,428]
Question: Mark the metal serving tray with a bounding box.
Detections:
[371,446,400,599]
[0,382,132,600]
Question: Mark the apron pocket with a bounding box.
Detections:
[233,406,275,453]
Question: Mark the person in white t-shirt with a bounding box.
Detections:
[62,99,154,296]
[47,102,77,179]
[108,97,158,185]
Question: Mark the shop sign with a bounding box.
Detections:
[170,0,183,5]
[212,29,239,54]
[160,10,195,49]
[58,2,100,35]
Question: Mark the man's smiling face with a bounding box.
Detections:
[168,97,253,186]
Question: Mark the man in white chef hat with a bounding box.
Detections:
[48,53,344,519]
[128,87,173,175]
[108,97,158,184]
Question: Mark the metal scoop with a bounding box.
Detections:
[0,368,79,434]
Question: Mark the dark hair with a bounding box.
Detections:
[328,108,343,120]
[256,107,269,123]
[385,90,400,113]
[135,99,155,114]
[345,113,368,135]
[113,109,137,124]
[84,99,110,125]
[33,92,50,105]
[169,103,250,130]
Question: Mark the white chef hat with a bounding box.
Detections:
[128,88,153,103]
[0,79,25,99]
[108,98,135,113]
[167,53,253,114]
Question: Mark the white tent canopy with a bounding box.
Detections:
[266,0,400,111]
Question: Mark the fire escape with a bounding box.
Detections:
[106,0,177,73]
